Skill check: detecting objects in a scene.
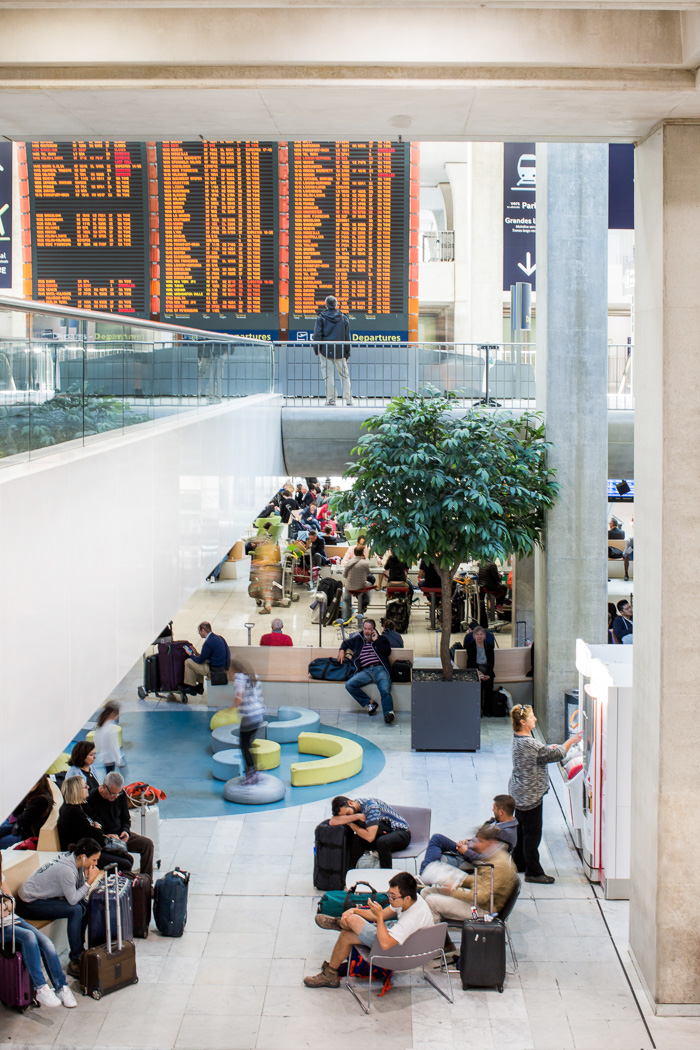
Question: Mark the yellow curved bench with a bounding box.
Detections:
[251,739,281,771]
[210,707,240,731]
[290,732,363,787]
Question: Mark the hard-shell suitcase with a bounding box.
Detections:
[130,874,152,938]
[130,801,161,871]
[153,868,189,937]
[313,820,352,890]
[0,894,33,1011]
[458,863,507,993]
[80,866,138,1000]
[157,640,195,693]
[87,872,133,948]
[138,622,173,699]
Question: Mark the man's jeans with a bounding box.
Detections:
[345,664,393,715]
[16,897,85,961]
[12,918,67,990]
[420,833,463,874]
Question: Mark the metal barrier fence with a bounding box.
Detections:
[0,297,273,465]
[422,231,455,262]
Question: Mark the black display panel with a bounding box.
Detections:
[27,141,149,316]
[157,141,278,338]
[289,141,410,341]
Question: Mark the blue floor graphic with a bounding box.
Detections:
[81,710,386,818]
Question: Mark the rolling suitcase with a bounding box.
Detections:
[0,894,33,1011]
[313,820,352,890]
[153,868,190,937]
[458,863,507,993]
[80,866,138,1000]
[130,800,161,871]
[138,622,173,699]
[130,874,152,939]
[157,640,196,693]
[87,871,134,948]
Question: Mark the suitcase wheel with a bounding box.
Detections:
[137,687,147,700]
[91,990,102,1000]
[132,977,139,985]
[157,860,161,869]
[498,985,504,993]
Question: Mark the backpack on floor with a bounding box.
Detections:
[338,946,393,996]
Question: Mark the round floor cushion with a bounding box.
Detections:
[211,725,241,754]
[223,773,286,805]
[212,749,244,781]
[210,707,239,731]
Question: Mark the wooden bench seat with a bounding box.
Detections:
[454,645,533,704]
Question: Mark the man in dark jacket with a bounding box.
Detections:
[180,621,229,697]
[339,618,395,723]
[312,295,352,405]
[86,773,154,879]
[465,624,496,715]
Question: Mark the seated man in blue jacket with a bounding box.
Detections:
[178,621,229,698]
[339,618,395,724]
[420,794,518,876]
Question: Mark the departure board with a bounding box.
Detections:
[288,141,410,341]
[27,141,149,316]
[157,141,278,336]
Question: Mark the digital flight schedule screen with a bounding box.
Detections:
[289,141,410,341]
[157,141,278,336]
[27,141,150,316]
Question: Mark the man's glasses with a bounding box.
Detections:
[387,892,404,902]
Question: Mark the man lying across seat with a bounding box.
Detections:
[419,794,518,875]
[421,825,518,925]
[304,871,432,989]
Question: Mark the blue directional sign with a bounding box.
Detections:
[0,142,12,289]
[503,142,536,292]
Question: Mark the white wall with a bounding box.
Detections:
[0,395,286,818]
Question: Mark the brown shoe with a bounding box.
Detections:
[315,914,342,931]
[304,964,340,988]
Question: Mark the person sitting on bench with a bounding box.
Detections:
[419,794,518,875]
[304,872,432,989]
[181,621,230,695]
[58,775,134,873]
[2,878,78,1008]
[465,625,496,716]
[339,619,395,723]
[85,773,154,879]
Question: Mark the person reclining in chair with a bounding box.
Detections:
[304,871,432,988]
[421,825,518,925]
[419,794,518,876]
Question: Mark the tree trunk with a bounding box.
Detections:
[438,567,454,680]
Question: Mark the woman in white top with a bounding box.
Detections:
[93,702,123,773]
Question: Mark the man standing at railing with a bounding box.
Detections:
[312,295,353,406]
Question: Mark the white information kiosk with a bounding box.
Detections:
[574,640,633,900]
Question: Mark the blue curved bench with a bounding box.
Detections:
[266,706,321,744]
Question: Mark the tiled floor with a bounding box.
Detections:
[3,572,692,1049]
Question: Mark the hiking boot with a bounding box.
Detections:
[315,914,342,931]
[525,874,555,884]
[304,964,340,988]
[367,701,379,716]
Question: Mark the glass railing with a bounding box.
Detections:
[0,296,274,466]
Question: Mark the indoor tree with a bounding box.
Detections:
[331,391,559,679]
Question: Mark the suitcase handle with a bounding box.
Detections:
[103,863,124,954]
[1,892,16,955]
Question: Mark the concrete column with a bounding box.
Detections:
[514,554,535,645]
[629,122,700,1011]
[533,143,608,737]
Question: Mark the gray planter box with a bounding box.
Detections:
[411,677,481,751]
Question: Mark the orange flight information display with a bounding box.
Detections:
[289,141,410,341]
[27,141,149,316]
[158,141,278,336]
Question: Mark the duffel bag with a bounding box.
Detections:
[317,881,390,917]
[308,657,355,682]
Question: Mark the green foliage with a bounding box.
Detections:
[331,390,559,677]
[0,393,149,459]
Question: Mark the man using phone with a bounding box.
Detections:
[304,872,432,988]
[339,618,395,723]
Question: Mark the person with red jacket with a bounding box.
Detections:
[260,618,293,646]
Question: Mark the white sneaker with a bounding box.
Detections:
[35,984,61,1008]
[57,985,78,1008]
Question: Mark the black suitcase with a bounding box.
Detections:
[458,863,507,993]
[130,873,152,938]
[313,820,352,890]
[80,867,138,1000]
[87,872,134,948]
[144,654,160,694]
[153,868,189,937]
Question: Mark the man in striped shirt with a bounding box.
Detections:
[339,619,395,724]
[330,796,411,868]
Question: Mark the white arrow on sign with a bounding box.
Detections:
[518,252,536,276]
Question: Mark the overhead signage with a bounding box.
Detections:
[503,142,536,292]
[0,142,12,289]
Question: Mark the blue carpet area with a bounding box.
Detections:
[86,710,385,818]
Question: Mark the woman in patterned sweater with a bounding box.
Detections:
[509,704,581,884]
